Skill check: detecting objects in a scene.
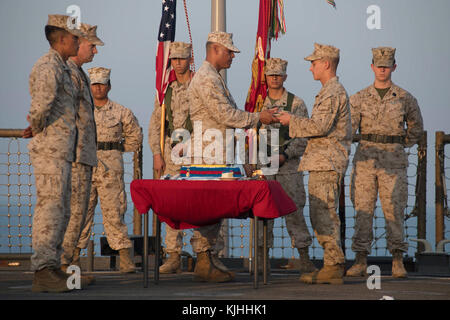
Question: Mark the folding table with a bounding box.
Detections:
[130,179,297,288]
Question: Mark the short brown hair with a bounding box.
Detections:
[326,56,340,72]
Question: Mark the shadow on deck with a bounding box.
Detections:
[1,256,449,301]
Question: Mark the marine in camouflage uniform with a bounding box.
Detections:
[187,32,275,282]
[277,43,352,284]
[149,42,227,273]
[257,58,316,274]
[149,42,193,178]
[26,14,83,292]
[75,67,143,273]
[346,47,424,278]
[61,23,104,269]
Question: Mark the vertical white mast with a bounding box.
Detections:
[211,0,229,258]
[211,0,227,83]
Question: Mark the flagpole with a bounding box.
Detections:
[211,0,227,82]
[210,0,230,259]
[155,71,166,236]
[154,0,177,236]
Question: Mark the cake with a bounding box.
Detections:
[180,165,244,179]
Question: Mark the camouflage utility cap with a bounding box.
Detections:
[47,14,83,37]
[265,57,288,76]
[169,41,192,59]
[305,43,340,61]
[372,47,396,67]
[207,31,240,53]
[80,23,104,46]
[88,67,111,84]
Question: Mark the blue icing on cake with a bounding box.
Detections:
[180,165,243,178]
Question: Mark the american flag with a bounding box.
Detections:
[156,0,177,105]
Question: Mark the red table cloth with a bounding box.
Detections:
[130,179,297,229]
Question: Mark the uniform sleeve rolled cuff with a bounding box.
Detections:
[288,115,299,138]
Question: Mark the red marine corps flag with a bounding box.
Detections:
[244,0,336,113]
[244,0,286,113]
[243,0,286,165]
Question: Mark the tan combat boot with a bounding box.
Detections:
[211,253,236,278]
[392,250,407,278]
[68,247,95,284]
[300,264,345,285]
[32,267,73,293]
[159,252,181,274]
[56,267,95,288]
[193,251,234,283]
[119,248,136,273]
[346,252,368,277]
[297,247,317,274]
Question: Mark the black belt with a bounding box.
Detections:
[97,141,124,151]
[361,134,404,144]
